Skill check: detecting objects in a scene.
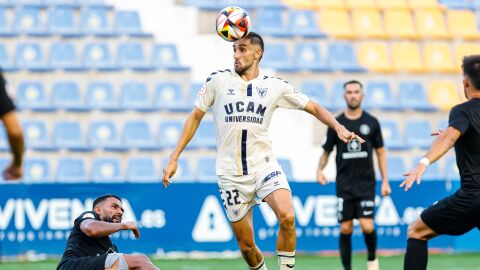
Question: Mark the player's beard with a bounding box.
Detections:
[235,60,253,76]
[347,100,361,110]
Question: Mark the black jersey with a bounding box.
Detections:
[323,111,384,199]
[449,98,480,189]
[0,71,15,117]
[57,211,117,270]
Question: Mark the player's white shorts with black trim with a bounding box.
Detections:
[218,163,291,222]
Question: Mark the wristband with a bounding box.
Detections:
[419,157,430,167]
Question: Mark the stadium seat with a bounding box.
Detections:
[43,0,78,7]
[196,157,217,182]
[23,158,52,183]
[115,11,152,38]
[454,43,480,68]
[446,10,480,40]
[332,81,346,110]
[380,120,406,150]
[182,0,217,10]
[351,8,387,38]
[318,9,354,39]
[364,81,399,110]
[415,9,451,39]
[80,6,116,37]
[49,42,87,71]
[17,81,53,111]
[152,44,189,71]
[445,156,460,181]
[294,43,330,72]
[288,10,325,38]
[0,43,18,71]
[300,81,332,110]
[0,7,16,37]
[16,0,44,6]
[161,157,194,182]
[190,120,216,149]
[83,42,119,71]
[386,156,406,180]
[282,0,313,9]
[53,121,91,151]
[254,8,292,37]
[57,158,88,183]
[120,81,155,111]
[262,43,298,72]
[408,0,442,9]
[88,120,125,151]
[427,80,460,111]
[376,0,409,9]
[187,83,202,107]
[13,7,48,36]
[391,42,426,73]
[357,42,393,72]
[51,81,89,111]
[47,6,82,37]
[155,82,190,112]
[80,0,111,7]
[0,124,8,151]
[405,120,433,149]
[327,42,366,72]
[278,158,294,180]
[312,0,346,8]
[122,120,157,151]
[439,0,474,9]
[413,156,442,181]
[384,9,419,39]
[92,158,124,182]
[86,81,120,111]
[398,82,437,111]
[127,157,159,182]
[22,120,56,151]
[158,120,183,149]
[345,0,376,8]
[15,43,52,72]
[256,0,285,8]
[423,42,456,73]
[116,42,153,71]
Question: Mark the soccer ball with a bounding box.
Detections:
[216,6,251,42]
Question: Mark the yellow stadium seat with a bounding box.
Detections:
[423,42,456,73]
[455,43,480,67]
[428,81,460,111]
[377,0,409,9]
[447,10,480,40]
[282,0,315,9]
[345,0,376,8]
[408,0,442,9]
[415,10,451,39]
[391,42,425,73]
[384,9,419,39]
[313,0,345,9]
[318,9,354,39]
[351,8,387,38]
[358,42,393,72]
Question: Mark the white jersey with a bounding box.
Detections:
[195,69,309,176]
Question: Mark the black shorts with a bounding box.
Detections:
[337,197,375,223]
[57,255,107,270]
[421,188,480,236]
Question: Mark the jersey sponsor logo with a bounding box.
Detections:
[360,124,370,135]
[343,139,368,159]
[224,101,267,124]
[256,87,268,98]
[262,171,282,184]
[82,213,95,219]
[198,84,207,95]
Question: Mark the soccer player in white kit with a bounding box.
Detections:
[162,32,363,270]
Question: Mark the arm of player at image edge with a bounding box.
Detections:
[303,100,365,144]
[162,107,206,187]
[80,219,140,239]
[375,147,391,196]
[400,127,461,191]
[2,111,24,180]
[316,150,331,185]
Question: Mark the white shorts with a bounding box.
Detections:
[218,163,291,222]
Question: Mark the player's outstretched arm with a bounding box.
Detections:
[162,107,206,187]
[80,220,140,239]
[400,127,461,191]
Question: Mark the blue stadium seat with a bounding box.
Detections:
[120,81,155,111]
[22,120,56,151]
[13,7,48,36]
[405,120,433,149]
[294,43,330,72]
[182,0,217,10]
[84,42,119,71]
[278,158,294,180]
[256,0,285,7]
[53,121,91,151]
[300,81,332,110]
[123,120,157,151]
[158,120,183,149]
[380,120,406,150]
[155,82,190,112]
[48,7,83,37]
[51,81,89,111]
[398,82,436,111]
[327,42,366,72]
[116,42,153,71]
[161,157,194,182]
[49,42,87,71]
[364,81,399,110]
[152,44,189,71]
[413,156,442,181]
[196,157,217,182]
[255,8,292,37]
[0,124,8,151]
[17,81,53,111]
[332,81,346,110]
[127,157,159,182]
[445,156,460,181]
[89,120,125,151]
[80,6,116,37]
[439,0,473,9]
[262,43,298,72]
[79,0,111,7]
[289,10,325,38]
[16,43,52,72]
[86,81,120,111]
[16,0,44,7]
[0,43,18,71]
[115,11,152,38]
[190,120,216,149]
[216,0,256,9]
[43,0,78,7]
[187,83,203,107]
[0,7,16,37]
[386,156,406,180]
[92,157,123,182]
[57,158,88,183]
[23,158,53,183]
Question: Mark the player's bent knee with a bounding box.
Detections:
[238,240,256,255]
[278,212,295,230]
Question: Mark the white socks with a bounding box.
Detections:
[249,259,267,270]
[277,250,295,270]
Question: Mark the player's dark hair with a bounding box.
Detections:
[243,32,264,60]
[343,80,363,90]
[462,55,480,90]
[92,194,121,210]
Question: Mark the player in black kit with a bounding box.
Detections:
[401,56,480,270]
[316,80,391,270]
[57,194,159,270]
